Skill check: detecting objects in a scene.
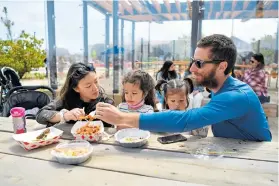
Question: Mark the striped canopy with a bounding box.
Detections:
[88,0,278,22]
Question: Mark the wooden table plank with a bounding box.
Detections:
[0,132,277,186]
[0,153,198,186]
[0,117,277,162]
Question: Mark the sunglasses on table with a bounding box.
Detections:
[190,57,224,69]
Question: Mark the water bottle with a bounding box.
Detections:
[10,107,26,134]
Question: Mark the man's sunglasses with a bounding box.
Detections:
[190,57,224,69]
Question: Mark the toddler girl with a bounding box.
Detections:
[118,70,156,113]
[155,79,208,137]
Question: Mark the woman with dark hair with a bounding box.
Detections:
[155,61,179,104]
[240,53,269,103]
[156,61,179,81]
[36,62,114,127]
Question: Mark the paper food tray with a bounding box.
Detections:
[12,127,63,150]
[71,120,104,142]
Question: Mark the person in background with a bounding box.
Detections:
[156,61,179,104]
[156,61,179,81]
[239,53,269,104]
[44,58,48,78]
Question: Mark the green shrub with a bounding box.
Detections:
[22,72,45,79]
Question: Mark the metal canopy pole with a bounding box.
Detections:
[148,22,151,62]
[131,21,135,69]
[105,14,110,78]
[197,0,204,41]
[112,0,119,93]
[46,1,58,90]
[257,40,261,53]
[140,38,143,69]
[191,1,200,57]
[120,19,124,73]
[83,0,88,64]
[172,40,175,61]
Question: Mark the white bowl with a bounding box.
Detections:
[115,128,150,148]
[51,140,93,164]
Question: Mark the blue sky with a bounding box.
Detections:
[0,0,278,54]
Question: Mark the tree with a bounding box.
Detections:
[0,31,46,77]
[0,7,14,40]
[0,7,45,77]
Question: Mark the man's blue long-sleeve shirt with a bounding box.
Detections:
[139,76,272,141]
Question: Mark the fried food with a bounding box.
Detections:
[36,128,50,140]
[78,115,95,121]
[76,123,100,135]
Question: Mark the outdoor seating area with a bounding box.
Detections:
[0,0,278,186]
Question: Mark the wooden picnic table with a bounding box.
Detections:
[0,117,277,186]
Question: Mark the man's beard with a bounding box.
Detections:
[196,68,219,89]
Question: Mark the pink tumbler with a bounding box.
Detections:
[10,107,26,134]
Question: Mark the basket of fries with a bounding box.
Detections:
[71,117,104,142]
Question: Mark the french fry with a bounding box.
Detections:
[78,115,95,121]
[76,123,100,135]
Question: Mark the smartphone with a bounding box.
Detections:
[157,134,187,144]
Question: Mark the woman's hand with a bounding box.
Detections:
[63,108,85,121]
[95,102,124,125]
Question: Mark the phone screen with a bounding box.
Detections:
[157,134,187,144]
